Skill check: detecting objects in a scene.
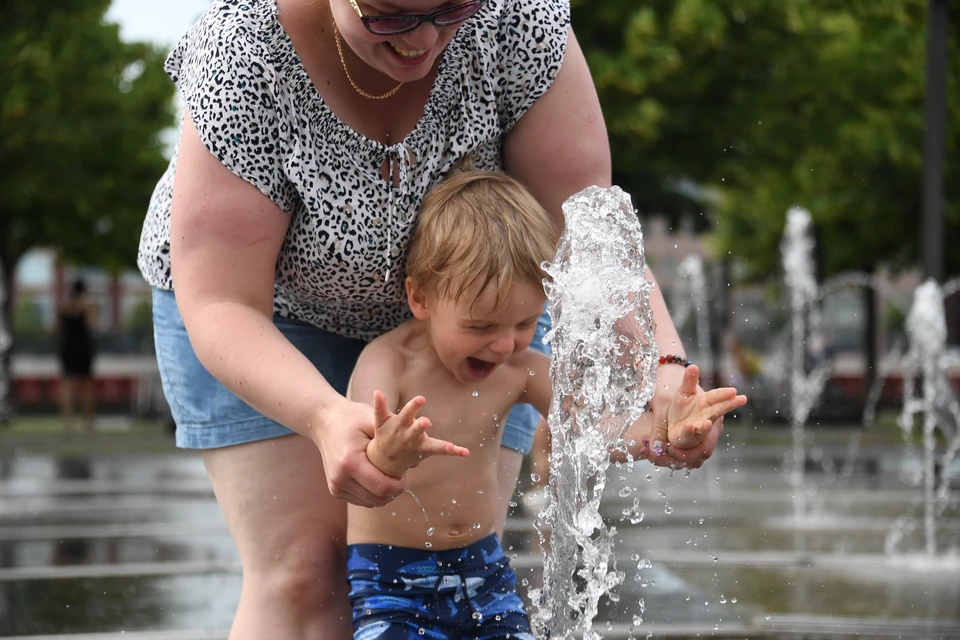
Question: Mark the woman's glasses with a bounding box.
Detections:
[349,0,487,36]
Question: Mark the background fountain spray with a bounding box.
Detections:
[780,207,830,520]
[897,279,960,557]
[529,186,659,640]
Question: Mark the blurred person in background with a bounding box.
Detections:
[57,279,97,433]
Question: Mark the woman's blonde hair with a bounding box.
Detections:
[406,165,559,310]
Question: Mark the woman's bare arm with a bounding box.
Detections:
[503,28,725,469]
[170,113,403,506]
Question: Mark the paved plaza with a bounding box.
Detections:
[1,420,959,639]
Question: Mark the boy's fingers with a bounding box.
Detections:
[422,437,470,458]
[396,396,425,425]
[372,390,391,426]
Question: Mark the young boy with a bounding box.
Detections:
[345,170,745,639]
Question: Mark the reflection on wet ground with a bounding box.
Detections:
[1,438,958,638]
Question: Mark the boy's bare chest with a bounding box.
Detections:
[398,362,529,448]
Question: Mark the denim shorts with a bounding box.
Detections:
[152,289,550,454]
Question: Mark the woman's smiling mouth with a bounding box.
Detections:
[387,42,428,59]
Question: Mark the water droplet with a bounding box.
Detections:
[426,527,435,536]
[472,522,481,529]
[418,628,426,636]
[471,391,479,397]
[424,542,432,548]
[664,506,673,514]
[731,597,738,603]
[508,500,518,508]
[720,594,727,604]
[451,498,457,504]
[618,487,632,497]
[472,612,483,621]
[528,370,535,376]
[530,473,541,483]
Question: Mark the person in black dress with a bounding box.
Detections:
[57,279,97,432]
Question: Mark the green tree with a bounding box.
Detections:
[574,0,959,278]
[1,0,175,417]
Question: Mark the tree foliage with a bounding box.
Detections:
[574,0,959,278]
[0,0,175,276]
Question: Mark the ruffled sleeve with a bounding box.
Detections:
[495,0,571,132]
[164,3,297,213]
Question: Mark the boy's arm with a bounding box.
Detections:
[521,350,554,419]
[348,342,469,479]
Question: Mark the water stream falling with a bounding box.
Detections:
[530,186,659,640]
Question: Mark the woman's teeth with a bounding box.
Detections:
[389,43,427,58]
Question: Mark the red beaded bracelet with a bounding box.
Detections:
[658,354,693,367]
[642,355,693,413]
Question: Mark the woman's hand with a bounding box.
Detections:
[310,396,407,508]
[630,364,745,469]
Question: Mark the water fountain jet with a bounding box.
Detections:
[530,186,659,640]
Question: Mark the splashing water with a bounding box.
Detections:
[529,186,659,639]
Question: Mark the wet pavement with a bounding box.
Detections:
[1,427,959,638]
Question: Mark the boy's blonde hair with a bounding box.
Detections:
[406,167,559,309]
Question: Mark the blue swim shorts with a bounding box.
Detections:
[152,289,550,454]
[346,533,535,640]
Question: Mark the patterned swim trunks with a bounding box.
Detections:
[346,533,535,639]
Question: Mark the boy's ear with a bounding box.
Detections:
[406,277,431,320]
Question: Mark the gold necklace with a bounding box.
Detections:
[333,24,404,100]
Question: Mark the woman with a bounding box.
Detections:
[57,278,97,433]
[138,0,725,636]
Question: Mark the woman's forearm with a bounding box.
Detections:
[646,266,685,356]
[183,299,342,438]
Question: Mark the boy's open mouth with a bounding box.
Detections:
[466,357,496,377]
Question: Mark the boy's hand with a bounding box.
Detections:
[366,391,470,478]
[649,364,747,457]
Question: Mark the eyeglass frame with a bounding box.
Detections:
[348,0,488,36]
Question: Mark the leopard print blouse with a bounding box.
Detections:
[137,0,569,341]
